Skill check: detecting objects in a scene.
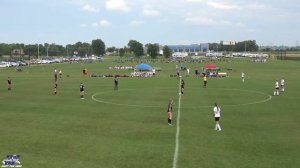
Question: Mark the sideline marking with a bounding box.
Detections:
[91,88,272,108]
[172,77,182,168]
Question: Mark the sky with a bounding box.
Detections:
[0,0,300,47]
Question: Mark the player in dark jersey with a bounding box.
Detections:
[167,98,173,126]
[176,70,180,79]
[54,68,58,82]
[54,81,58,95]
[7,77,12,91]
[114,76,118,90]
[180,79,184,95]
[80,82,84,99]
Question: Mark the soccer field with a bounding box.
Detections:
[0,58,299,168]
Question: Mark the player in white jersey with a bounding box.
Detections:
[213,103,221,131]
[280,78,285,93]
[241,72,245,83]
[186,68,190,77]
[274,80,279,96]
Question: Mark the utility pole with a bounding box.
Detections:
[46,46,49,57]
[37,44,40,60]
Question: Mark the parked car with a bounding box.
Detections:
[17,61,28,66]
[0,62,10,67]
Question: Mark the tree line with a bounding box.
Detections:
[0,39,173,59]
[1,39,280,59]
[209,40,259,52]
[0,39,106,58]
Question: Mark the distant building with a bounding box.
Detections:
[11,49,24,56]
[167,44,209,53]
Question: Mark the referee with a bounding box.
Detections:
[203,75,207,88]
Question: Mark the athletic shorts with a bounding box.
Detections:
[215,117,220,121]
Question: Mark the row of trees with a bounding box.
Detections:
[0,39,173,59]
[126,40,171,58]
[209,40,259,52]
[1,39,267,59]
[0,39,106,58]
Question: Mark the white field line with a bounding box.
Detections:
[91,88,272,109]
[172,77,182,168]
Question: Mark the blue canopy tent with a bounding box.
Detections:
[135,63,153,71]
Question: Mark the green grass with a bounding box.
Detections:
[0,58,299,168]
